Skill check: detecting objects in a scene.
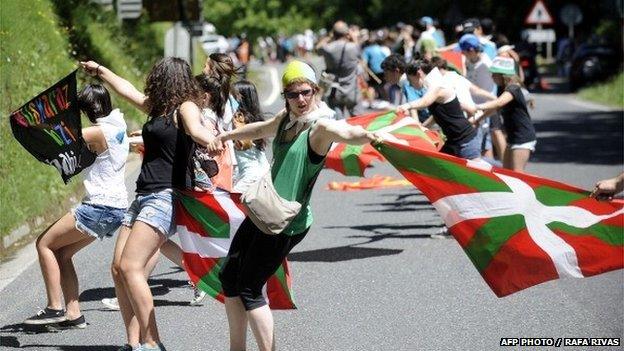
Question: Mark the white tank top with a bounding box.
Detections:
[82,109,129,209]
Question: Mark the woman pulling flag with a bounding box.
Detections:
[210,60,383,351]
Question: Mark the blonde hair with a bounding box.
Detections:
[502,74,522,87]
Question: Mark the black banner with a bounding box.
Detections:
[10,70,96,183]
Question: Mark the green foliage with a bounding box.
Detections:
[578,71,624,109]
[0,0,165,237]
[52,0,169,125]
[202,0,316,39]
[0,0,81,237]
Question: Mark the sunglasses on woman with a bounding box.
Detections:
[284,89,314,100]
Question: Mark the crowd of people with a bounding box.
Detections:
[18,15,622,351]
[312,17,539,172]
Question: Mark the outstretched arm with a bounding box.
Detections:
[475,91,514,123]
[469,83,497,101]
[177,101,220,153]
[396,87,443,114]
[590,173,624,200]
[220,109,286,143]
[308,119,377,156]
[80,61,149,114]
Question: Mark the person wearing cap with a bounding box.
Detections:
[316,20,362,119]
[475,56,537,172]
[460,33,502,161]
[214,60,382,351]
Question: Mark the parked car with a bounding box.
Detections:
[201,34,229,55]
[568,43,620,91]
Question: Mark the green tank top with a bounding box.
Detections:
[271,116,326,235]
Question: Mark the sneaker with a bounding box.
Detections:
[189,287,207,306]
[138,342,166,351]
[52,315,87,329]
[102,297,120,311]
[430,227,451,239]
[23,308,66,325]
[117,344,140,351]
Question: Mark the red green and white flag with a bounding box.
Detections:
[176,190,296,309]
[375,141,624,297]
[325,110,443,177]
[439,50,465,75]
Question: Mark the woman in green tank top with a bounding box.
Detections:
[213,60,383,351]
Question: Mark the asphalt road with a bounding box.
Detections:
[0,62,622,350]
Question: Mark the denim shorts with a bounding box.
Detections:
[442,133,482,160]
[73,203,125,240]
[122,189,176,238]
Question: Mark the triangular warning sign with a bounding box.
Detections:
[525,0,554,25]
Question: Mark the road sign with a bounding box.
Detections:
[525,0,554,25]
[526,29,556,43]
[560,4,583,26]
[117,0,142,20]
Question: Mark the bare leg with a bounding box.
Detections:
[56,236,95,319]
[113,226,140,346]
[160,239,184,268]
[248,305,274,351]
[120,221,166,347]
[224,297,248,351]
[491,129,507,160]
[35,212,92,310]
[507,148,531,172]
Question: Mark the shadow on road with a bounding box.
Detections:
[289,245,403,262]
[79,278,186,302]
[0,323,61,335]
[358,195,438,213]
[0,335,118,350]
[532,110,623,165]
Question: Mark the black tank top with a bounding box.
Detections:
[135,110,193,194]
[430,97,476,146]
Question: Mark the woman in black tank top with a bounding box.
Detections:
[80,57,223,351]
[397,59,481,160]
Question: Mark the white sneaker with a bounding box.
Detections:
[102,297,120,311]
[189,287,207,306]
[430,227,451,239]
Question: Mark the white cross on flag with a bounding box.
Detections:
[376,141,623,297]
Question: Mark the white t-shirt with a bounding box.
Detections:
[443,71,475,110]
[82,109,129,208]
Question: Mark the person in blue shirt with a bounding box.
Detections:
[362,35,389,99]
[402,60,431,123]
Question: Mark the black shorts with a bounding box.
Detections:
[219,218,308,310]
[489,112,503,130]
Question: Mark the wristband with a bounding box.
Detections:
[96,64,101,76]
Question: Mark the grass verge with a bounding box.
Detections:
[0,0,165,243]
[578,72,624,109]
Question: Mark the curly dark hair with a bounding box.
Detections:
[144,57,203,118]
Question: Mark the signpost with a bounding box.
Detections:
[525,0,555,61]
[117,0,142,20]
[560,4,583,39]
[165,22,191,64]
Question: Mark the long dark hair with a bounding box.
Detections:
[144,57,203,118]
[204,53,239,115]
[233,80,265,149]
[77,84,113,123]
[196,73,226,118]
